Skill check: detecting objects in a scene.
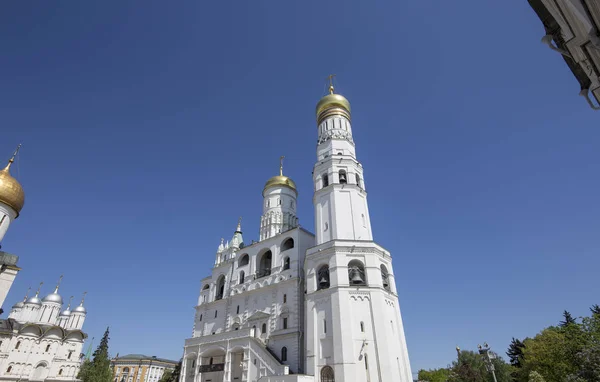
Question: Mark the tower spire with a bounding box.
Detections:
[3,144,21,172]
[67,295,74,309]
[236,216,242,232]
[279,156,284,176]
[327,74,336,94]
[79,291,87,306]
[54,274,63,293]
[22,286,31,302]
[35,281,43,297]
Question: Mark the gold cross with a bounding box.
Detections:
[279,156,285,176]
[327,74,336,94]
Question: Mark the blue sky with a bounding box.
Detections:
[1,1,599,375]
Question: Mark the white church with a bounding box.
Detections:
[0,150,89,382]
[181,83,413,382]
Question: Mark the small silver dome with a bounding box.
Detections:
[73,305,86,314]
[25,296,42,306]
[42,292,63,304]
[59,308,71,316]
[12,301,24,309]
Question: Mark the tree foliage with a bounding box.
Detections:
[591,304,600,316]
[418,367,450,382]
[507,338,526,368]
[528,371,545,382]
[560,310,576,327]
[157,369,173,382]
[78,327,113,382]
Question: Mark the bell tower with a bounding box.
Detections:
[304,78,413,382]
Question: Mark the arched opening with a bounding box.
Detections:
[283,257,290,270]
[199,314,202,321]
[58,369,63,376]
[283,294,287,304]
[356,173,361,187]
[317,265,330,290]
[258,250,272,278]
[202,284,210,290]
[322,174,329,188]
[15,341,20,350]
[239,271,245,284]
[281,347,287,362]
[360,322,365,332]
[261,323,267,335]
[236,305,240,314]
[380,264,391,291]
[253,325,257,337]
[215,275,226,300]
[6,366,11,374]
[321,366,335,382]
[338,169,347,184]
[32,363,48,381]
[281,238,294,251]
[238,254,249,267]
[45,344,50,352]
[348,260,366,286]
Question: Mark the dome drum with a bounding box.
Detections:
[315,93,351,125]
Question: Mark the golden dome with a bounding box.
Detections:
[263,156,297,196]
[315,85,351,124]
[0,160,25,217]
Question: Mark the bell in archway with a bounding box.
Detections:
[350,269,364,284]
[319,276,329,288]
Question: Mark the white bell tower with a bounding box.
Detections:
[304,78,413,382]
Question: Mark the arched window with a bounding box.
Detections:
[239,271,245,284]
[283,257,290,270]
[236,305,240,314]
[278,198,282,205]
[323,319,327,334]
[339,170,347,184]
[356,173,361,188]
[282,317,288,329]
[202,284,210,290]
[209,357,213,365]
[281,347,287,362]
[261,323,267,334]
[258,250,272,278]
[45,344,50,352]
[238,254,249,267]
[364,354,369,371]
[59,369,63,376]
[348,260,366,286]
[360,322,365,332]
[215,275,226,300]
[380,264,391,291]
[281,238,294,251]
[321,366,335,382]
[317,265,330,290]
[214,310,218,318]
[322,174,329,188]
[253,325,257,337]
[15,341,20,350]
[6,366,11,374]
[283,294,287,303]
[199,314,202,321]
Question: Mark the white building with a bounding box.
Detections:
[181,82,412,382]
[0,147,89,382]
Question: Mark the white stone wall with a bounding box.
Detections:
[0,202,17,244]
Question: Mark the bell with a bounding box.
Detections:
[383,280,389,289]
[350,270,364,284]
[339,173,347,183]
[319,276,329,288]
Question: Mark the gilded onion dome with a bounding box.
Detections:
[315,83,351,125]
[0,146,25,217]
[263,156,297,196]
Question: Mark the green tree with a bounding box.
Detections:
[447,350,513,382]
[418,368,450,382]
[528,371,546,382]
[518,327,577,382]
[507,338,526,368]
[560,311,576,327]
[78,327,113,382]
[590,305,600,316]
[168,361,181,382]
[157,369,173,382]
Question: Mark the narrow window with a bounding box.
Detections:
[356,173,361,187]
[15,341,20,350]
[239,271,245,284]
[6,366,11,374]
[214,310,218,318]
[199,314,202,321]
[339,170,347,184]
[283,294,287,304]
[59,369,63,376]
[45,344,50,352]
[360,322,365,332]
[236,305,240,314]
[391,320,394,334]
[209,357,213,365]
[283,317,288,329]
[253,325,257,337]
[365,354,369,370]
[267,200,270,207]
[323,319,327,334]
[262,323,267,334]
[283,257,290,270]
[281,347,287,362]
[322,174,329,188]
[278,199,282,205]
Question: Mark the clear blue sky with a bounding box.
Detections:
[1,1,599,374]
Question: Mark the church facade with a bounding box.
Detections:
[181,84,412,382]
[0,148,88,382]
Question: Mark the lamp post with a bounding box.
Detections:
[478,343,498,382]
